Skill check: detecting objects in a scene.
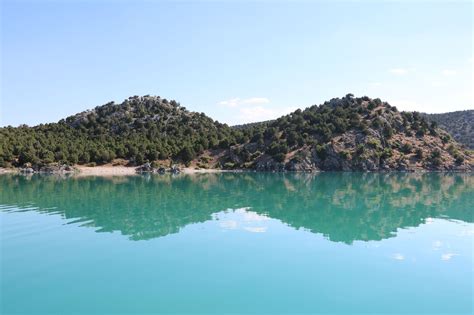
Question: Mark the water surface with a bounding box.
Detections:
[1,173,473,314]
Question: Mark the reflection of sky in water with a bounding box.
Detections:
[214,208,270,233]
[211,209,473,265]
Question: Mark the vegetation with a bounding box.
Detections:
[0,94,471,171]
[0,96,240,167]
[423,110,474,149]
[223,94,471,171]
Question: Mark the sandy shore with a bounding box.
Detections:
[75,165,226,176]
[74,165,137,176]
[0,168,16,174]
[0,165,228,177]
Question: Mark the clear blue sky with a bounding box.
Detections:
[1,0,472,126]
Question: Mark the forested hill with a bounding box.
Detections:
[0,94,472,171]
[0,95,240,166]
[223,95,471,171]
[422,110,474,149]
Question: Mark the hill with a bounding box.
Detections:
[0,94,472,171]
[0,95,240,167]
[218,94,472,171]
[422,110,474,149]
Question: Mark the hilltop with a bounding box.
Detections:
[0,94,472,172]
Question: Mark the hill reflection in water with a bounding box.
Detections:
[0,172,472,243]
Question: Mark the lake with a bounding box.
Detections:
[1,173,472,314]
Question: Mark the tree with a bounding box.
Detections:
[177,146,195,165]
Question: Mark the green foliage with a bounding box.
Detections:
[339,150,351,160]
[429,149,442,166]
[415,148,424,160]
[441,134,451,144]
[381,148,393,160]
[367,138,380,148]
[315,144,327,160]
[424,110,474,149]
[1,94,466,171]
[431,149,441,159]
[454,153,464,164]
[383,125,394,138]
[177,146,195,166]
[273,153,286,162]
[223,162,235,169]
[400,143,413,154]
[0,96,239,167]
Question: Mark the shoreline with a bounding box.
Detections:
[76,165,227,176]
[0,165,229,177]
[1,165,472,176]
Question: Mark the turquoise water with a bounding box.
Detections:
[0,173,472,314]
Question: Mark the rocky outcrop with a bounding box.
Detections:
[19,164,76,174]
[135,163,154,173]
[135,163,181,174]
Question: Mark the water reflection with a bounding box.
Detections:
[0,173,472,243]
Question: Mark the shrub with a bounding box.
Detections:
[400,143,413,154]
[416,129,425,137]
[339,151,351,160]
[429,149,442,166]
[415,148,423,160]
[381,148,393,159]
[367,138,380,148]
[383,125,394,138]
[224,162,235,169]
[431,149,441,159]
[274,153,286,162]
[441,135,450,144]
[315,144,327,160]
[454,154,464,164]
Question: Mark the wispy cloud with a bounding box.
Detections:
[219,97,270,108]
[389,68,409,75]
[441,69,457,76]
[392,253,405,261]
[441,253,459,261]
